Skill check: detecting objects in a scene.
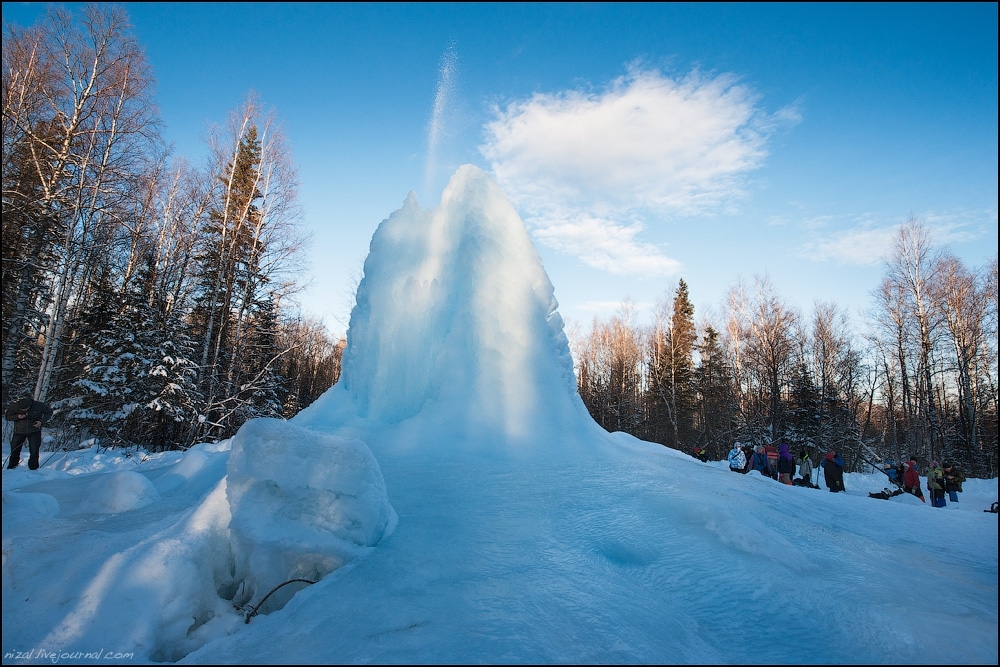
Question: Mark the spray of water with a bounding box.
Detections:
[425,46,458,196]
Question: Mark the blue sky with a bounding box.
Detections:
[4,2,997,335]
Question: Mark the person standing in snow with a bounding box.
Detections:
[926,461,947,507]
[777,443,795,485]
[796,450,815,487]
[728,443,747,473]
[902,460,925,502]
[821,451,846,492]
[4,396,53,470]
[765,445,780,480]
[750,445,771,477]
[741,443,754,473]
[942,462,965,503]
[693,445,708,463]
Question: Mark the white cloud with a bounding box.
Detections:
[800,225,898,266]
[532,215,682,276]
[480,68,787,276]
[798,208,998,267]
[922,209,997,247]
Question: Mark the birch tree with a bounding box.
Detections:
[1,5,160,403]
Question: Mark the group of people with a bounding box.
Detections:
[726,442,846,492]
[889,458,965,507]
[720,440,968,507]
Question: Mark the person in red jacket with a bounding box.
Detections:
[902,460,925,502]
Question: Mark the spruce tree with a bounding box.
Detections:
[695,326,738,459]
[787,361,821,455]
[649,279,697,450]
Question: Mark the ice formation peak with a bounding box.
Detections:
[297,165,586,447]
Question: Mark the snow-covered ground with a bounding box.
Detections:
[3,440,997,664]
[3,166,997,664]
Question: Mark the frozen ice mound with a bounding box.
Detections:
[226,418,397,612]
[295,165,592,453]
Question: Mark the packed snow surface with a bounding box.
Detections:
[3,166,997,664]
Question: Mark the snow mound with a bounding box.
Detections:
[2,491,60,527]
[226,418,397,612]
[78,470,159,513]
[154,444,226,494]
[296,165,591,452]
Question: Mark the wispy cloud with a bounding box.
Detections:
[922,209,998,247]
[799,224,898,266]
[798,208,998,266]
[481,67,792,276]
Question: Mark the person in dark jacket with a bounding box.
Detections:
[741,443,754,473]
[821,451,846,492]
[942,462,965,503]
[4,396,53,470]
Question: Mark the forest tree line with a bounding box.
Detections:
[2,6,344,450]
[573,219,998,478]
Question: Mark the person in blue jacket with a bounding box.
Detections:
[749,445,771,477]
[821,451,846,492]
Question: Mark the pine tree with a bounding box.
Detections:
[649,279,697,449]
[786,361,821,455]
[694,326,738,459]
[64,251,200,450]
[238,294,286,421]
[65,288,157,447]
